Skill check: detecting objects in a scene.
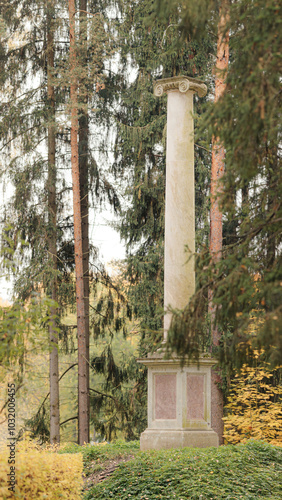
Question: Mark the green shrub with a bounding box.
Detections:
[84,441,282,500]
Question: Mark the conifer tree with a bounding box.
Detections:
[0,0,72,444]
[68,0,89,444]
[158,0,282,368]
[0,0,117,443]
[78,0,90,444]
[209,0,230,446]
[209,0,229,344]
[47,0,60,444]
[99,0,213,338]
[87,0,213,438]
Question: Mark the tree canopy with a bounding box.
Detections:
[161,0,282,368]
[0,0,281,444]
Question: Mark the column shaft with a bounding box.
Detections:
[164,90,195,337]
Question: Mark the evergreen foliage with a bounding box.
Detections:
[87,0,214,439]
[89,270,147,440]
[0,0,113,303]
[1,0,280,444]
[159,0,282,369]
[0,0,119,442]
[98,0,213,337]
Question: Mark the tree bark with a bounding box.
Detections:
[79,0,90,444]
[209,2,229,445]
[210,4,229,276]
[47,2,60,445]
[266,147,277,269]
[68,0,89,445]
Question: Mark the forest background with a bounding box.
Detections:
[0,0,281,448]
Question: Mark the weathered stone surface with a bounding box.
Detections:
[138,76,219,451]
[140,429,218,451]
[164,88,195,337]
[187,374,205,421]
[153,75,207,98]
[155,374,177,420]
[139,355,218,443]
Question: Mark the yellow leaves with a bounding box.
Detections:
[224,361,282,447]
[0,439,83,499]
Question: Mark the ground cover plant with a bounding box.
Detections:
[60,440,140,484]
[82,440,282,500]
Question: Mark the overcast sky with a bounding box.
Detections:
[0,183,125,302]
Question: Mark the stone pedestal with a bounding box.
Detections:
[139,354,218,450]
[139,76,219,450]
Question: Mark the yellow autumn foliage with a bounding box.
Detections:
[0,439,83,499]
[223,361,282,447]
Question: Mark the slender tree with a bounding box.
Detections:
[209,1,229,445]
[47,0,60,444]
[78,0,90,443]
[68,0,89,444]
[209,2,229,342]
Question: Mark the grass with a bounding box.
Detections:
[78,440,282,500]
[59,440,140,477]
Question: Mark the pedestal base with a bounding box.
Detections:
[138,354,220,451]
[140,428,219,451]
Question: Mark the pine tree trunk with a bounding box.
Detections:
[209,3,229,445]
[79,0,90,443]
[266,147,277,269]
[47,4,60,445]
[210,3,229,286]
[69,0,89,445]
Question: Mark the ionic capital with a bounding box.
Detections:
[153,75,207,98]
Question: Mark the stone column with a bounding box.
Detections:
[153,76,207,338]
[139,76,219,451]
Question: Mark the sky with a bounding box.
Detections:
[0,16,130,303]
[0,184,126,302]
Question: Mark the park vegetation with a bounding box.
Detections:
[0,439,83,499]
[0,0,281,463]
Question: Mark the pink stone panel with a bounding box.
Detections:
[187,374,205,420]
[155,374,177,420]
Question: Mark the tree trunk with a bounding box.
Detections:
[209,3,229,445]
[79,0,90,443]
[266,147,277,269]
[47,3,60,445]
[68,0,89,445]
[210,3,229,275]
